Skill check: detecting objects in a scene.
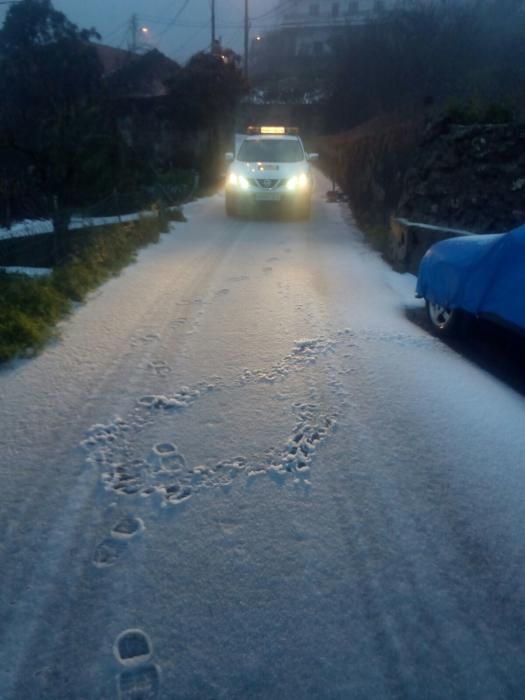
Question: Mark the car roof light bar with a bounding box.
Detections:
[246,126,299,135]
[260,126,285,134]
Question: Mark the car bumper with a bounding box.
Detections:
[226,187,311,210]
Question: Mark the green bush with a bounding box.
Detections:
[166,208,186,223]
[446,98,514,125]
[0,309,50,361]
[0,274,67,360]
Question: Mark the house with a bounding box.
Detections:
[93,45,180,97]
[92,45,182,167]
[93,44,134,78]
[251,0,396,74]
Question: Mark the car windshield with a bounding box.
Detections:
[237,138,304,163]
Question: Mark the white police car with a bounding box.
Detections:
[225,126,318,219]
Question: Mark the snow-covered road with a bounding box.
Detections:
[2,173,525,699]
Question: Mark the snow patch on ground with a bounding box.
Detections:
[0,266,52,277]
[0,212,156,241]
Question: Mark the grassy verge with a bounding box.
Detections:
[0,214,171,363]
[165,207,186,223]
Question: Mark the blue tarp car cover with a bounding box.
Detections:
[416,224,525,331]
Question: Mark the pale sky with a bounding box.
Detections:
[0,0,279,62]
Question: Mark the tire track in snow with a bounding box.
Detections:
[2,226,246,700]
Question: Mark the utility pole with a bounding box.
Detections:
[244,0,249,80]
[211,0,216,47]
[129,14,138,53]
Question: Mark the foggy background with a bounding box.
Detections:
[0,0,279,62]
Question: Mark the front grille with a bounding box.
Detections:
[255,178,284,190]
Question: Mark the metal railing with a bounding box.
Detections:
[390,216,475,272]
[0,177,196,269]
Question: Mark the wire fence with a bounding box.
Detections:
[0,176,197,270]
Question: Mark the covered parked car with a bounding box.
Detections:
[416,223,525,337]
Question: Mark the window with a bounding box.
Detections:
[237,139,305,163]
[374,0,385,11]
[309,3,320,16]
[332,2,340,17]
[348,0,359,14]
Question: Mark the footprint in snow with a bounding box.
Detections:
[114,629,153,667]
[151,442,186,475]
[130,333,160,346]
[117,664,161,700]
[92,538,128,568]
[148,360,171,377]
[227,275,249,283]
[114,629,159,699]
[164,484,192,506]
[93,515,144,567]
[87,337,340,511]
[111,515,145,540]
[153,441,179,456]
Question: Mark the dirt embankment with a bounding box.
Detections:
[398,121,525,233]
[316,116,525,244]
[315,115,425,232]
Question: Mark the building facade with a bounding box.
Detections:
[250,0,398,82]
[264,0,396,58]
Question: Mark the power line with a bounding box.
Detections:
[103,20,130,42]
[251,0,295,21]
[155,0,186,21]
[142,18,209,29]
[142,17,245,29]
[172,24,209,60]
[157,0,192,40]
[119,0,280,61]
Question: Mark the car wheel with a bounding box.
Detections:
[425,300,464,337]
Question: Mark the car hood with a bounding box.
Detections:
[232,161,309,179]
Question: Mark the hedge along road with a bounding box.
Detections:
[1,170,525,700]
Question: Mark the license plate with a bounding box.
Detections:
[255,192,281,201]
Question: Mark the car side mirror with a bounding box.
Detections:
[307,153,319,161]
[225,152,234,162]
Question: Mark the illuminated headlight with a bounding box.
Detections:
[298,172,309,188]
[286,173,309,191]
[228,172,249,190]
